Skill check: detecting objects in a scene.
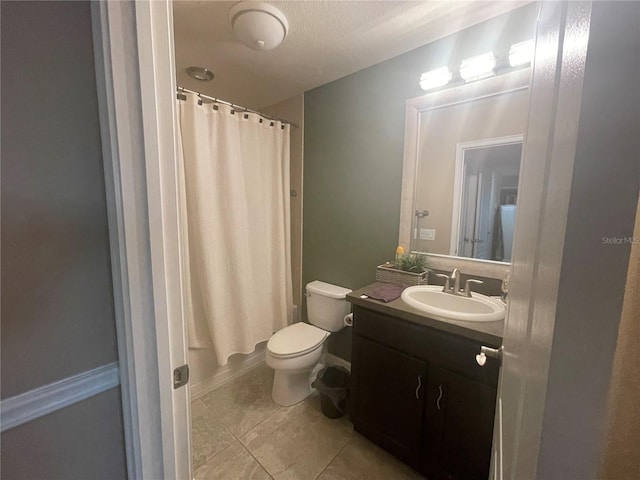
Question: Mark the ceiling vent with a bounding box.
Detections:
[186,66,214,81]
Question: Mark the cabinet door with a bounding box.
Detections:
[351,335,427,461]
[425,367,497,480]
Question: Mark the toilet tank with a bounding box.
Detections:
[306,281,352,332]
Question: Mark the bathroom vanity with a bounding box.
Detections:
[347,284,503,480]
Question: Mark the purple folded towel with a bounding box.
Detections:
[364,283,404,302]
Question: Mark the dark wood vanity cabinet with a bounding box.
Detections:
[351,336,427,463]
[349,305,500,480]
[424,367,498,480]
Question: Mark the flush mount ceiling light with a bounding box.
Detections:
[229,1,289,51]
[186,66,214,81]
[460,52,496,82]
[419,67,452,91]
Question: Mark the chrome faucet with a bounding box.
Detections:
[450,268,461,294]
[434,272,452,292]
[464,279,484,297]
[435,268,484,297]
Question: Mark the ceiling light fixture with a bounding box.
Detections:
[229,1,289,51]
[186,66,214,81]
[509,39,535,67]
[460,52,496,82]
[419,67,452,91]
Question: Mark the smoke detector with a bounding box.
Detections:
[229,1,289,51]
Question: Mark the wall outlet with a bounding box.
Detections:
[420,228,436,241]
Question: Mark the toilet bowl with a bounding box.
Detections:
[266,281,351,406]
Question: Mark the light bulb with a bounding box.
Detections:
[460,52,496,82]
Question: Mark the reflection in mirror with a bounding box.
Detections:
[399,69,530,268]
[455,139,522,261]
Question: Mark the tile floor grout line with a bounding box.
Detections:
[191,399,239,469]
[194,365,422,479]
[235,402,286,446]
[191,437,238,478]
[312,436,352,480]
[196,430,236,468]
[238,440,276,480]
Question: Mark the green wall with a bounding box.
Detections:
[302,4,537,359]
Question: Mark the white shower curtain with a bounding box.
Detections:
[177,93,292,365]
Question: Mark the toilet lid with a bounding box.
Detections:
[268,322,329,358]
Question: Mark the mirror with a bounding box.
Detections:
[453,138,522,261]
[399,68,530,269]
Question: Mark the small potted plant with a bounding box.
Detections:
[376,252,429,286]
[397,253,428,274]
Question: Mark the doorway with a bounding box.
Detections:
[458,142,522,261]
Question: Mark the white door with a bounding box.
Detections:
[490,2,592,479]
[92,2,191,479]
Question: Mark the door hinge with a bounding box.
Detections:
[173,364,189,389]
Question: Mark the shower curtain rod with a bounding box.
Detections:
[177,86,298,128]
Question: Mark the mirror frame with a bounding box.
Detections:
[399,68,530,278]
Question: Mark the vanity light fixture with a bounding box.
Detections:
[459,52,496,82]
[419,67,452,91]
[508,39,535,67]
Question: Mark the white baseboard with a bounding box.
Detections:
[190,349,266,400]
[1,362,120,432]
[326,353,352,372]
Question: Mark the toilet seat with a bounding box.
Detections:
[267,322,329,359]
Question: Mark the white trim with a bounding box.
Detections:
[450,134,524,257]
[425,253,510,280]
[91,4,160,478]
[91,2,189,479]
[134,2,191,479]
[399,70,531,281]
[190,352,266,400]
[190,352,352,400]
[495,2,592,478]
[1,363,120,433]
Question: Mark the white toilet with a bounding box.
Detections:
[266,280,352,406]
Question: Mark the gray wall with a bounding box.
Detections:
[302,4,537,360]
[537,2,640,478]
[263,95,305,313]
[1,389,127,480]
[1,1,127,478]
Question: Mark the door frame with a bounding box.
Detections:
[493,2,594,479]
[90,1,603,479]
[451,134,524,257]
[91,1,190,479]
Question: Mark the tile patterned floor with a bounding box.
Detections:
[192,364,425,480]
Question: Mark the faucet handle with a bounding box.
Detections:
[464,279,483,297]
[435,273,451,292]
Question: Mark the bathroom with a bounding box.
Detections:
[1,1,637,479]
[168,1,639,479]
[181,1,534,395]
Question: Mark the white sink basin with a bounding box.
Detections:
[401,285,505,322]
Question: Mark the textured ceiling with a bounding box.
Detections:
[173,1,530,110]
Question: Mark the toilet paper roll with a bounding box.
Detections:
[344,313,354,327]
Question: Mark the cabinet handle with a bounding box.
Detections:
[436,384,443,410]
[415,375,422,399]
